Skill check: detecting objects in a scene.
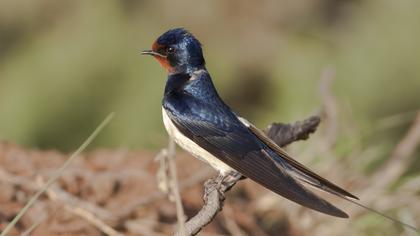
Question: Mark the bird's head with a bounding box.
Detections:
[142,28,205,74]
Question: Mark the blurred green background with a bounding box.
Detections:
[0,0,419,153]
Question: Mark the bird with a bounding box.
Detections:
[142,28,358,218]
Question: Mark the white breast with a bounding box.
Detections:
[162,107,234,175]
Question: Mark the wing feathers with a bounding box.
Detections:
[167,111,349,218]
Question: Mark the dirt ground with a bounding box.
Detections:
[0,141,308,236]
[0,138,418,236]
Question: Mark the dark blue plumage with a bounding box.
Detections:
[155,28,205,73]
[163,71,258,150]
[143,28,357,218]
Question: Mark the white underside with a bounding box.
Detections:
[162,107,234,175]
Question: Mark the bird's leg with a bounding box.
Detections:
[203,172,242,204]
[221,171,243,192]
[215,174,226,201]
[215,174,225,188]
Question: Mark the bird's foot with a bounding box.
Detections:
[203,171,244,204]
[221,171,243,192]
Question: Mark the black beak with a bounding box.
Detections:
[141,50,166,58]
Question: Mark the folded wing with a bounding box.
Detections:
[164,99,351,217]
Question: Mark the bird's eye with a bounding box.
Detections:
[167,47,175,54]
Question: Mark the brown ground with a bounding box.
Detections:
[0,138,418,236]
[0,141,306,236]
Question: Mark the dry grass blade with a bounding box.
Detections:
[0,112,115,236]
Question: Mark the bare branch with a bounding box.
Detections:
[264,116,321,147]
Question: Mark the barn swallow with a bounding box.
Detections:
[142,28,358,218]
